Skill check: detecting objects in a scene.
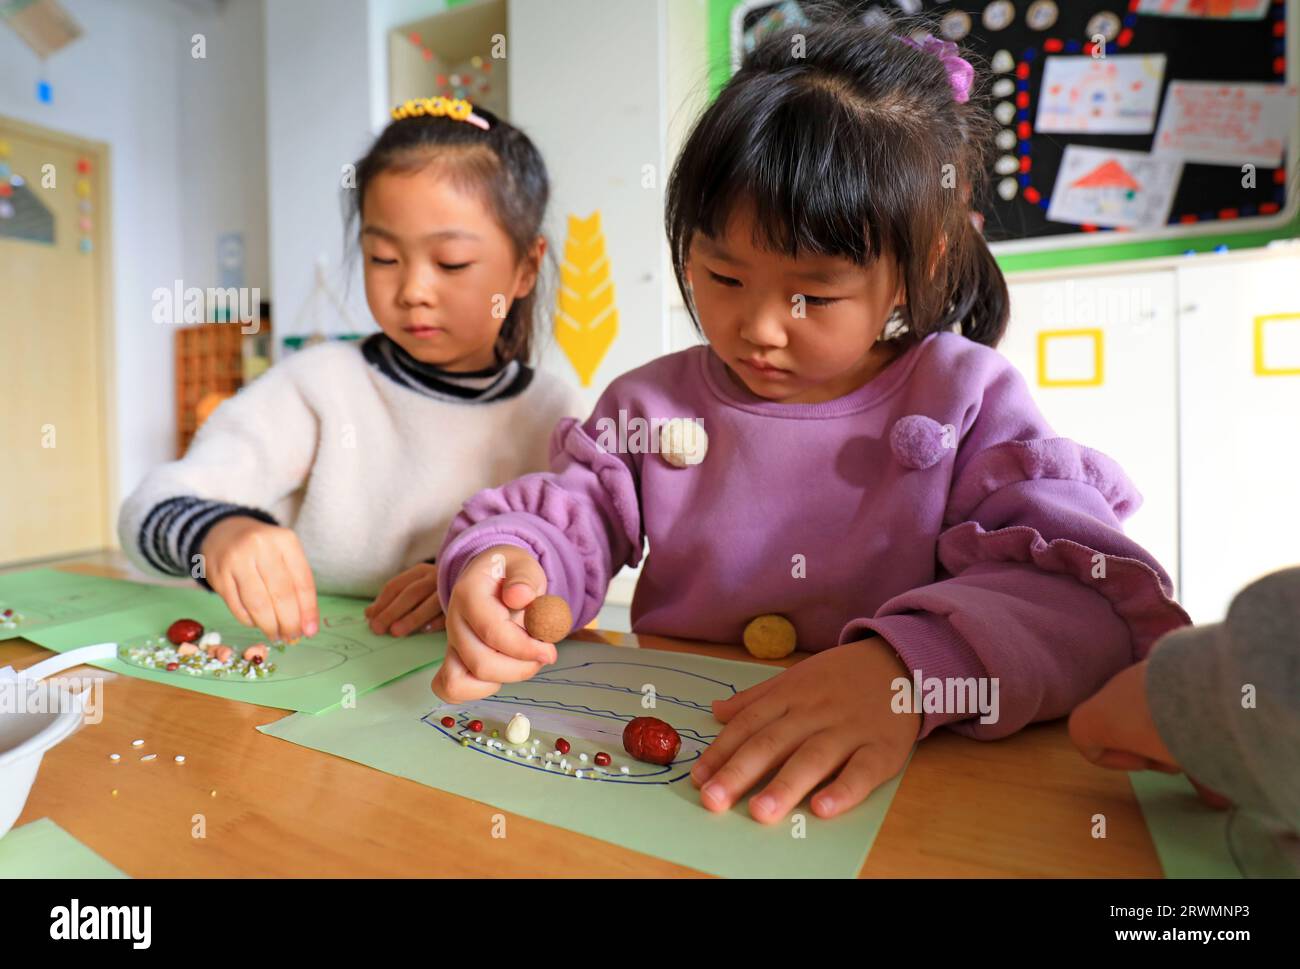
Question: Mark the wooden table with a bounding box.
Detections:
[5,565,1163,877]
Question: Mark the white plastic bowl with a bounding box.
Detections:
[0,680,87,839]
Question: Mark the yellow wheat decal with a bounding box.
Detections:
[554,211,618,386]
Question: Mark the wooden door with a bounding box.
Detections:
[0,116,113,563]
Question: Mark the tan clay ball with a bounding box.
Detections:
[742,614,797,660]
[524,594,572,644]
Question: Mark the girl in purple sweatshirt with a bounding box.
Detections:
[432,17,1191,824]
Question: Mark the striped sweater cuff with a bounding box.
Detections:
[138,497,278,588]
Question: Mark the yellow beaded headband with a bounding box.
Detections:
[391,96,490,131]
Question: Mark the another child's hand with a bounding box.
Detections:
[201,516,319,643]
[692,637,920,824]
[365,563,444,636]
[431,544,559,703]
[1068,659,1232,809]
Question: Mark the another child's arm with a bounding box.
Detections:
[118,361,321,642]
[1070,567,1300,831]
[433,400,645,702]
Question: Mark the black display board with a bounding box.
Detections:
[732,0,1293,247]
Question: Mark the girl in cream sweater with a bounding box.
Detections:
[120,99,583,644]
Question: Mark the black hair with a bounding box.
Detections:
[345,103,551,366]
[666,10,1009,348]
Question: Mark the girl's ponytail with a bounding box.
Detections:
[948,218,1009,347]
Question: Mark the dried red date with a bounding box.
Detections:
[166,619,204,645]
[622,717,681,766]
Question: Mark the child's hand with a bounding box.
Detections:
[692,637,919,824]
[201,516,319,643]
[365,563,444,636]
[431,544,559,703]
[1068,659,1232,809]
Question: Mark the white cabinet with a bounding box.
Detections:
[1005,248,1300,624]
[1176,252,1300,623]
[1001,270,1182,601]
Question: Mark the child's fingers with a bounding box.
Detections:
[1189,777,1233,810]
[694,705,795,810]
[748,730,856,824]
[373,577,438,635]
[698,721,807,815]
[431,647,501,703]
[232,566,281,641]
[390,592,444,638]
[451,610,545,684]
[365,573,410,621]
[712,675,780,722]
[808,742,904,820]
[257,555,303,642]
[439,645,503,702]
[461,590,554,666]
[1068,661,1180,771]
[1091,749,1171,772]
[281,542,319,638]
[498,554,548,612]
[209,571,254,628]
[691,696,786,788]
[450,552,553,664]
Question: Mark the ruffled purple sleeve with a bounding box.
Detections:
[840,365,1192,741]
[436,399,644,628]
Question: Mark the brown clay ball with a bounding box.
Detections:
[523,594,572,644]
[742,614,797,660]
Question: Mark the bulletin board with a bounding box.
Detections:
[707,0,1300,271]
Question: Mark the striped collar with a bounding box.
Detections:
[361,333,533,403]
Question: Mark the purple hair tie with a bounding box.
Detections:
[900,33,974,104]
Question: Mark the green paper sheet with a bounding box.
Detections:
[18,573,446,713]
[259,640,907,878]
[0,818,128,878]
[0,569,156,641]
[1130,772,1242,878]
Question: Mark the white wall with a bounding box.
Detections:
[264,0,446,353]
[264,0,375,347]
[0,0,270,535]
[665,0,711,352]
[368,0,447,133]
[179,0,270,296]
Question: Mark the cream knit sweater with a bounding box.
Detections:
[118,337,586,598]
